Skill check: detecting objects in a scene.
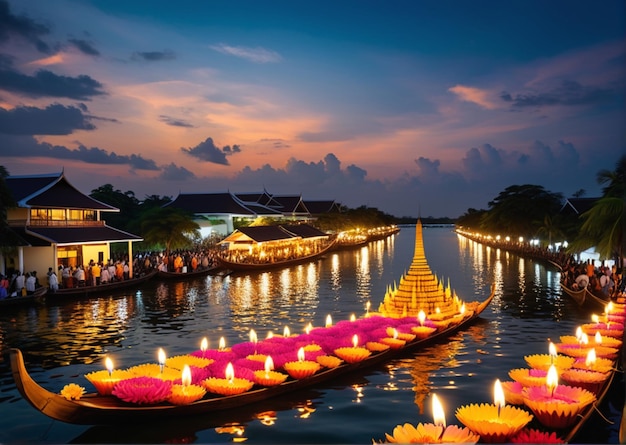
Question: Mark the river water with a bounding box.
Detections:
[0,225,622,444]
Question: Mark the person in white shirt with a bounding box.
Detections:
[25,273,36,294]
[100,267,110,284]
[48,271,59,292]
[15,271,25,292]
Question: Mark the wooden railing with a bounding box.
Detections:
[12,219,106,227]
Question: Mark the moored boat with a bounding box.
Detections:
[157,265,220,280]
[0,286,47,307]
[48,269,158,298]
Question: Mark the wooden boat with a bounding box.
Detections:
[0,286,47,307]
[10,287,494,425]
[560,282,611,310]
[157,265,220,280]
[217,238,337,272]
[49,269,158,298]
[560,282,587,306]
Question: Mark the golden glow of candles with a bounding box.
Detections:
[418,310,426,326]
[591,314,599,324]
[606,302,613,314]
[225,362,235,383]
[366,301,371,314]
[494,379,505,416]
[305,323,313,334]
[549,342,557,364]
[267,331,274,339]
[350,313,356,322]
[158,348,166,372]
[325,314,332,327]
[105,357,114,376]
[432,393,446,427]
[575,326,583,341]
[250,329,257,344]
[585,348,597,367]
[297,347,305,362]
[264,356,274,374]
[436,307,441,314]
[392,328,399,339]
[546,364,558,396]
[200,337,208,353]
[460,303,466,315]
[181,365,191,387]
[352,334,359,348]
[219,337,226,351]
[594,332,602,344]
[580,333,589,345]
[283,326,290,337]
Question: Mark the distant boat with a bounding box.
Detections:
[157,266,220,280]
[48,269,158,298]
[0,286,47,307]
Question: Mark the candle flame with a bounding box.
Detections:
[305,323,312,334]
[591,314,599,323]
[200,337,208,352]
[585,348,597,367]
[219,337,226,351]
[575,326,583,341]
[352,334,359,348]
[225,362,235,382]
[250,329,257,344]
[548,342,557,357]
[350,313,356,322]
[105,357,114,375]
[297,347,305,362]
[418,310,426,326]
[158,348,166,365]
[594,332,602,344]
[435,307,441,314]
[546,364,559,393]
[366,301,371,313]
[606,302,613,314]
[283,326,290,337]
[580,333,589,345]
[392,328,398,339]
[460,303,466,315]
[264,356,274,373]
[325,314,332,327]
[267,331,274,339]
[431,393,446,428]
[181,365,191,386]
[494,379,505,410]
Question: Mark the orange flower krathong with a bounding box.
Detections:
[382,422,479,444]
[522,384,596,429]
[60,383,86,400]
[455,403,533,443]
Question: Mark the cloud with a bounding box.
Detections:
[259,138,291,149]
[0,66,106,100]
[158,163,196,180]
[0,104,96,135]
[0,0,51,53]
[68,38,100,56]
[210,43,281,63]
[159,115,194,128]
[500,80,616,108]
[180,137,242,165]
[131,51,176,62]
[449,85,499,109]
[0,134,159,170]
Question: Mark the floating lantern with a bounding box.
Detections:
[380,329,406,349]
[572,349,614,373]
[168,364,206,405]
[202,362,254,395]
[283,347,321,379]
[366,341,390,352]
[560,367,610,396]
[524,342,574,372]
[500,381,525,405]
[456,379,533,443]
[84,357,132,395]
[316,355,343,368]
[382,394,479,444]
[334,334,372,363]
[522,364,596,429]
[509,368,550,387]
[253,356,288,386]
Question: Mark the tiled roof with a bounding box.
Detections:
[6,172,118,211]
[234,225,296,242]
[281,224,327,238]
[303,200,341,214]
[166,192,282,215]
[223,223,328,243]
[26,225,142,245]
[272,196,309,214]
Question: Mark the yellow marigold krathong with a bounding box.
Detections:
[524,354,574,372]
[560,335,622,349]
[168,383,206,405]
[522,385,596,429]
[302,344,322,352]
[509,368,550,387]
[581,322,624,338]
[382,422,479,444]
[379,337,406,349]
[555,344,619,359]
[572,356,614,373]
[283,360,321,379]
[455,403,533,443]
[202,376,254,396]
[366,341,390,352]
[246,354,268,363]
[386,327,415,342]
[253,370,288,386]
[84,369,133,395]
[111,376,173,404]
[316,355,343,368]
[411,325,437,339]
[333,346,371,363]
[126,363,181,381]
[559,368,609,396]
[165,354,213,370]
[60,383,85,400]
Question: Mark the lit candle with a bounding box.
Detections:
[548,342,557,365]
[418,310,426,326]
[283,326,290,337]
[297,347,305,362]
[594,332,602,345]
[266,331,274,339]
[350,313,356,322]
[432,393,446,428]
[249,329,257,344]
[366,301,371,315]
[305,323,313,334]
[105,357,114,376]
[253,355,287,386]
[264,355,274,378]
[494,379,505,416]
[325,314,332,327]
[200,337,208,357]
[158,348,166,373]
[225,362,235,384]
[219,336,226,351]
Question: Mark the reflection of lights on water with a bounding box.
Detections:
[352,384,364,403]
[256,411,277,426]
[215,424,247,442]
[296,401,316,418]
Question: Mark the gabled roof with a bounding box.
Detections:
[272,195,309,215]
[303,200,342,214]
[25,225,142,246]
[281,224,327,238]
[6,172,118,211]
[220,223,328,244]
[560,197,600,215]
[166,192,283,216]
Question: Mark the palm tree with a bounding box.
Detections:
[140,207,200,257]
[568,155,626,269]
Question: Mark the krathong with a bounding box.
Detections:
[509,368,549,387]
[555,343,618,359]
[455,379,533,443]
[380,394,479,444]
[168,365,206,405]
[333,335,372,363]
[522,365,596,429]
[524,342,574,371]
[60,383,85,401]
[572,349,614,373]
[316,355,343,368]
[386,326,415,342]
[203,362,254,395]
[379,329,406,349]
[366,341,390,352]
[283,347,321,379]
[411,310,437,339]
[253,356,288,386]
[165,354,213,370]
[112,376,173,404]
[581,321,624,338]
[510,428,564,444]
[560,368,609,395]
[500,381,525,405]
[84,357,132,395]
[126,363,180,381]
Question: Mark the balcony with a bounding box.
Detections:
[22,219,106,227]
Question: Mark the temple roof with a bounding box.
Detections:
[24,225,142,246]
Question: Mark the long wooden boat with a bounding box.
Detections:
[157,265,220,280]
[11,287,494,425]
[560,282,587,306]
[217,239,337,272]
[560,282,612,311]
[0,286,47,307]
[49,269,158,298]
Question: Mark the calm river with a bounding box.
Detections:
[0,226,623,444]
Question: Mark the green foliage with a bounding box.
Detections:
[0,165,20,250]
[313,205,397,232]
[139,206,200,255]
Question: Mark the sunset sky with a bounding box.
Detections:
[1,0,624,218]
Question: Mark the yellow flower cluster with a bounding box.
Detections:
[60,383,85,400]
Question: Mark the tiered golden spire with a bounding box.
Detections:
[377,219,462,319]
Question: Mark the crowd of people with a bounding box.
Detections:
[0,270,44,298]
[560,260,623,300]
